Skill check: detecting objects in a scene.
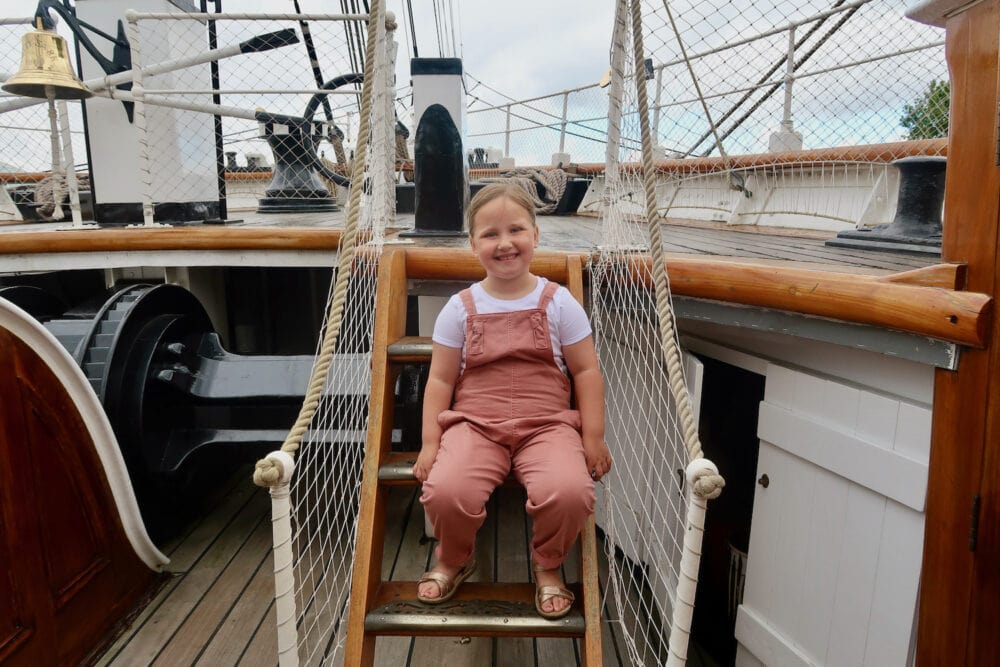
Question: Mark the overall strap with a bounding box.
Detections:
[459,288,478,316]
[537,280,560,310]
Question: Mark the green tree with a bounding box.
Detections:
[900,79,950,140]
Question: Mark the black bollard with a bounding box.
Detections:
[827,156,945,255]
[399,58,469,237]
[255,111,339,214]
[399,104,467,236]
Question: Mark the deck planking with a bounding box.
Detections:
[0,209,936,274]
[97,477,678,666]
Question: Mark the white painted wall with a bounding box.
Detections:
[76,0,217,206]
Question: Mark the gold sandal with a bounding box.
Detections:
[532,563,575,619]
[416,557,477,604]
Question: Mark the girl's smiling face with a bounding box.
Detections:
[469,195,539,283]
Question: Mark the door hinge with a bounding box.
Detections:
[969,494,981,552]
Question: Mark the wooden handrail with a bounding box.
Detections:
[570,138,948,175]
[0,227,343,254]
[0,235,987,347]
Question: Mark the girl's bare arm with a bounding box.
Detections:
[564,335,613,480]
[414,342,462,482]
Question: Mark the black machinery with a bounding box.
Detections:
[0,279,401,539]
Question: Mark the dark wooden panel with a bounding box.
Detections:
[0,329,157,666]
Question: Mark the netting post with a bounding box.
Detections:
[667,458,719,666]
[44,91,64,220]
[265,450,299,667]
[124,11,160,227]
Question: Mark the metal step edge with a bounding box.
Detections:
[365,583,585,637]
[387,336,432,362]
[378,453,518,488]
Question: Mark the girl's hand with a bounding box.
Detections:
[413,445,439,483]
[583,438,613,481]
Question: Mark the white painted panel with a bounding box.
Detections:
[679,335,770,376]
[821,380,860,434]
[856,390,901,450]
[683,350,704,427]
[679,321,936,403]
[735,606,817,667]
[893,401,933,462]
[792,466,849,660]
[757,403,928,511]
[736,644,768,667]
[792,370,828,420]
[763,363,798,409]
[863,501,924,667]
[742,443,817,649]
[823,486,885,666]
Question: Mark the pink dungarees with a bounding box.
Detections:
[420,281,595,569]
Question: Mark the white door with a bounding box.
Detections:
[735,364,929,667]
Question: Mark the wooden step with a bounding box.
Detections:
[387,336,432,362]
[365,582,585,637]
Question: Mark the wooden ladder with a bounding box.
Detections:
[345,248,602,665]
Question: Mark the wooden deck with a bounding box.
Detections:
[95,469,691,667]
[0,208,935,275]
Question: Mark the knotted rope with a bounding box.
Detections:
[629,0,723,500]
[254,6,383,488]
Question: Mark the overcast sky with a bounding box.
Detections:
[1,1,947,169]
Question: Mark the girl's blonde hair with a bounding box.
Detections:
[467,181,537,235]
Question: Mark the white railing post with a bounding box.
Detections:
[782,26,796,129]
[265,450,299,667]
[125,11,164,227]
[499,103,515,169]
[652,66,663,142]
[56,100,96,229]
[552,91,571,166]
[559,91,568,153]
[44,90,64,221]
[666,459,719,667]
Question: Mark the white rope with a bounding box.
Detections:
[629,0,715,474]
[253,1,383,486]
[45,93,63,221]
[125,12,157,227]
[667,459,719,666]
[56,100,84,227]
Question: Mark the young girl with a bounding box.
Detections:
[412,182,613,619]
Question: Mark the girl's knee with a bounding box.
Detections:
[530,478,595,517]
[421,478,487,516]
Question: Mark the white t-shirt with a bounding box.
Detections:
[432,277,592,373]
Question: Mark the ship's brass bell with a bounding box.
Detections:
[2,27,92,100]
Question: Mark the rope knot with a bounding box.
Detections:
[686,458,725,500]
[253,458,283,487]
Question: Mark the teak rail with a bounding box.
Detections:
[0,230,991,347]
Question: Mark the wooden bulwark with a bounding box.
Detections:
[0,227,989,346]
[0,226,344,254]
[403,248,992,347]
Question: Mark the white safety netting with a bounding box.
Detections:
[252,5,395,665]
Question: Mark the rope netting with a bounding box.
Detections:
[251,3,393,665]
[590,0,727,664]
